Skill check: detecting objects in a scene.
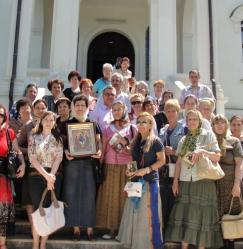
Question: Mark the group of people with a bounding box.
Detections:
[0,57,242,249]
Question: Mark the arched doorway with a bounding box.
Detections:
[87,32,135,83]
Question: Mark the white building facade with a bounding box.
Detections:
[0,0,243,116]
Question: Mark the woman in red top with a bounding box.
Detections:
[0,105,25,249]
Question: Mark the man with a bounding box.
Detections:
[93,63,113,97]
[90,86,116,133]
[179,69,215,108]
[111,72,131,112]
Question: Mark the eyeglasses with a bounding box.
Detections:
[0,113,5,118]
[131,101,142,105]
[136,120,151,126]
[104,92,116,97]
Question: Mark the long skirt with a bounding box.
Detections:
[117,181,163,249]
[96,164,127,230]
[0,175,15,237]
[165,180,223,248]
[63,159,96,227]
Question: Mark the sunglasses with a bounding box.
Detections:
[104,92,116,97]
[131,101,142,105]
[136,120,151,126]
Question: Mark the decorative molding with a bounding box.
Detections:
[230,4,243,23]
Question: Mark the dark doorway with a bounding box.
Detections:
[87,32,135,83]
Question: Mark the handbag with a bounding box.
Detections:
[32,188,65,237]
[221,196,243,239]
[196,154,225,180]
[6,129,20,179]
[92,158,104,184]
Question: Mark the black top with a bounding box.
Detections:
[154,112,168,133]
[132,136,164,182]
[63,88,81,102]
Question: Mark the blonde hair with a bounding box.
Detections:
[186,109,203,128]
[164,99,180,113]
[153,80,165,88]
[130,93,145,103]
[199,98,215,112]
[131,112,155,153]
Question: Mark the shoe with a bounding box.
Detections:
[102,233,113,240]
[72,232,81,241]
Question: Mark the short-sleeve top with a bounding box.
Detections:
[132,136,164,182]
[63,88,80,102]
[28,133,63,169]
[219,136,243,180]
[176,129,220,182]
[0,128,16,157]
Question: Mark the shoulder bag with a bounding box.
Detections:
[32,188,65,237]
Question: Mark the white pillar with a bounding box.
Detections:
[193,0,210,83]
[149,0,177,85]
[50,0,80,77]
[16,0,35,82]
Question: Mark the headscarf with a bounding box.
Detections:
[71,102,89,123]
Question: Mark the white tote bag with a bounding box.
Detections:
[32,188,65,237]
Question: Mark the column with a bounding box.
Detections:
[149,0,177,84]
[16,0,35,82]
[50,0,80,76]
[193,0,210,83]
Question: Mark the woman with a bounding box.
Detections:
[230,115,243,148]
[96,100,137,239]
[63,70,81,101]
[117,112,165,249]
[159,99,184,230]
[129,93,145,125]
[43,79,64,112]
[165,110,223,249]
[159,90,174,112]
[134,81,149,97]
[198,98,215,123]
[10,83,38,118]
[212,115,243,249]
[28,111,63,249]
[80,78,97,112]
[9,98,32,137]
[0,105,25,249]
[62,95,101,241]
[179,94,212,131]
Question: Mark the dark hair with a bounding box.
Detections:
[183,94,198,105]
[72,95,88,108]
[189,69,200,77]
[16,98,32,113]
[68,70,81,81]
[34,111,62,143]
[33,99,48,108]
[0,104,8,124]
[230,115,243,124]
[47,79,64,91]
[55,97,71,108]
[121,57,130,64]
[23,83,38,97]
[162,90,174,99]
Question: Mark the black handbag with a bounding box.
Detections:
[92,158,105,184]
[6,129,20,179]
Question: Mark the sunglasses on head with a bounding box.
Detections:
[131,101,142,105]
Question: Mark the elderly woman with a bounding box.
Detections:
[80,78,97,112]
[93,63,113,97]
[117,112,165,249]
[0,104,25,249]
[212,115,243,249]
[134,81,149,97]
[179,94,212,131]
[159,99,184,230]
[165,110,223,249]
[63,70,81,101]
[129,93,145,125]
[62,95,101,241]
[43,79,64,112]
[96,100,137,239]
[198,98,215,123]
[230,115,243,148]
